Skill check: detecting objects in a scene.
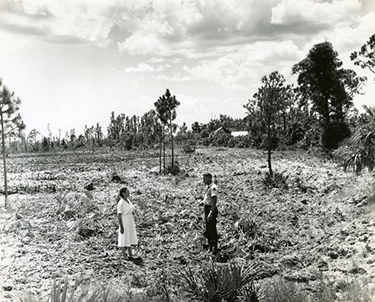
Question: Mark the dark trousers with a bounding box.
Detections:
[204,205,218,251]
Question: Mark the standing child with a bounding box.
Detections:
[117,187,139,260]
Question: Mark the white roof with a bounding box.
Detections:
[231,131,248,137]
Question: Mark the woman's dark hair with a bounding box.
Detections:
[119,187,128,197]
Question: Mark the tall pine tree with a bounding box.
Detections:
[0,79,25,207]
[154,89,180,173]
[292,42,364,149]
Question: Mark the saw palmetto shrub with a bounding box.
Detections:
[234,216,260,239]
[180,259,263,302]
[334,143,375,175]
[334,107,375,174]
[262,171,288,189]
[343,148,375,174]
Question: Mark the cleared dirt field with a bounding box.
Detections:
[1,147,374,301]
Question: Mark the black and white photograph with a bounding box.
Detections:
[1,0,374,301]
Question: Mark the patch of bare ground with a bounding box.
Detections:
[1,147,374,301]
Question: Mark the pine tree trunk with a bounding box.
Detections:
[324,95,330,129]
[23,136,28,153]
[267,120,273,177]
[268,148,272,177]
[1,112,8,208]
[159,137,162,174]
[162,127,166,173]
[170,118,174,171]
[163,136,166,172]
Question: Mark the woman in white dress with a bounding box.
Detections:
[117,187,138,260]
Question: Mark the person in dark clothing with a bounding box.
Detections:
[202,173,218,253]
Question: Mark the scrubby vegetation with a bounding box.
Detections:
[1,147,374,301]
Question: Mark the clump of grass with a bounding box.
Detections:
[18,277,133,302]
[262,275,338,302]
[262,172,288,189]
[337,278,374,302]
[144,269,175,302]
[312,278,337,302]
[234,215,260,239]
[19,278,75,302]
[262,276,309,302]
[335,171,375,213]
[262,275,375,302]
[179,259,263,302]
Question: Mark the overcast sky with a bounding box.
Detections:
[1,0,374,138]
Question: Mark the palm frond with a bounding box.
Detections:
[344,148,375,174]
[180,260,262,302]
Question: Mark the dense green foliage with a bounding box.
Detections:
[292,42,365,149]
[334,105,375,174]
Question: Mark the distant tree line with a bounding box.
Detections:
[3,36,375,177]
[2,35,374,210]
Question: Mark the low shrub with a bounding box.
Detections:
[338,278,374,302]
[262,276,309,302]
[18,277,162,302]
[262,172,288,189]
[228,135,251,148]
[262,275,375,302]
[202,137,210,146]
[166,161,181,175]
[179,259,263,302]
[210,132,232,147]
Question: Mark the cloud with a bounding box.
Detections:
[0,0,114,47]
[1,0,370,59]
[1,0,374,102]
[324,12,375,55]
[174,95,218,126]
[155,73,192,82]
[118,19,174,55]
[124,62,171,74]
[271,0,361,29]
[148,57,165,63]
[180,40,301,89]
[81,0,278,57]
[359,11,375,32]
[125,63,155,73]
